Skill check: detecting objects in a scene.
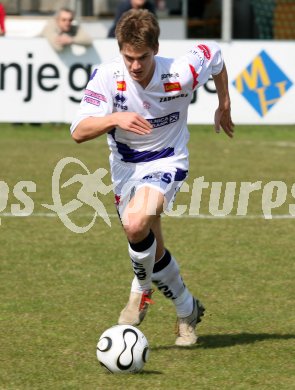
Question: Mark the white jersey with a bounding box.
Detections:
[71,42,223,167]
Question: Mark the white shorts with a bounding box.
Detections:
[110,156,188,217]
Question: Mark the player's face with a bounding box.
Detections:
[121,44,158,88]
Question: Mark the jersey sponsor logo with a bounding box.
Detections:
[161,72,180,80]
[117,81,126,91]
[84,96,100,106]
[113,93,128,110]
[114,102,128,110]
[163,82,182,92]
[197,44,211,60]
[142,171,172,184]
[143,101,151,109]
[115,93,127,104]
[147,112,179,128]
[85,89,107,102]
[189,48,204,65]
[113,70,123,79]
[232,50,293,117]
[169,112,179,123]
[189,64,199,89]
[159,93,188,103]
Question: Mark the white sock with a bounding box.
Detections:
[128,230,157,292]
[173,288,194,318]
[152,249,194,317]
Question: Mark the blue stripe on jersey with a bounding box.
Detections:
[108,128,175,163]
[116,141,174,163]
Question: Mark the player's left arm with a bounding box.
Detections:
[185,42,234,138]
[212,64,235,138]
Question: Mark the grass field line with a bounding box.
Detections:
[0,212,294,220]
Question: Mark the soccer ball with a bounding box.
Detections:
[96,325,149,374]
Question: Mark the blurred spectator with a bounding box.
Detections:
[41,7,92,52]
[156,0,167,12]
[108,0,156,38]
[0,2,6,36]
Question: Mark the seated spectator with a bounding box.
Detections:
[41,7,92,52]
[0,2,6,36]
[108,0,156,38]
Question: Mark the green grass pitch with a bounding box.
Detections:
[0,123,295,389]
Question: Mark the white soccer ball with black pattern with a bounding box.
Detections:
[96,325,149,374]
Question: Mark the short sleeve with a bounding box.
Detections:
[185,41,224,89]
[70,65,113,133]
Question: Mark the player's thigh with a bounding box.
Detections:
[122,186,165,234]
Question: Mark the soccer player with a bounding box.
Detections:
[70,9,234,346]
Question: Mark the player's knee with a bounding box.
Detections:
[123,216,149,243]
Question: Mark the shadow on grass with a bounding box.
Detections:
[152,333,295,351]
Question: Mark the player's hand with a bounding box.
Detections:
[214,106,235,138]
[114,112,152,135]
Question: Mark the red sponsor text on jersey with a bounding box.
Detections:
[163,82,182,92]
[117,81,126,91]
[84,96,101,106]
[197,44,211,60]
[85,89,107,102]
[189,65,199,89]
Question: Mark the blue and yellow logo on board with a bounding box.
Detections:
[232,50,293,117]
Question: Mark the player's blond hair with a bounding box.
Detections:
[115,9,160,51]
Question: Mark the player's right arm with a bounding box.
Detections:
[70,64,152,143]
[72,112,152,143]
